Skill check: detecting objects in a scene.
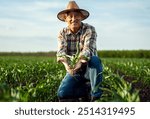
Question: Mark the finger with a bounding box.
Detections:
[74,66,80,71]
[73,69,76,74]
[73,67,78,71]
[73,68,79,73]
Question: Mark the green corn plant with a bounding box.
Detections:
[57,41,89,69]
[99,66,140,102]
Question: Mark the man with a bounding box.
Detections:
[56,1,103,101]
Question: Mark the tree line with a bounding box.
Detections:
[0,50,149,58]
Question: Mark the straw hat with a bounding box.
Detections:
[57,1,89,22]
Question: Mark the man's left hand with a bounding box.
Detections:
[73,59,87,74]
[73,61,82,74]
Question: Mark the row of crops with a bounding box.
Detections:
[0,56,149,102]
[102,58,150,102]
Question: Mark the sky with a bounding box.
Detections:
[0,0,150,52]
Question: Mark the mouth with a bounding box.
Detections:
[71,20,78,24]
[72,22,78,25]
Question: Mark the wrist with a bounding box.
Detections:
[79,59,87,63]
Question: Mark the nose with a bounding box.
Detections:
[71,15,76,21]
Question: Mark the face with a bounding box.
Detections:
[65,11,82,33]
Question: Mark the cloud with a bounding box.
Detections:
[0,35,57,52]
[0,18,50,37]
[96,20,150,50]
[0,1,63,38]
[0,0,150,51]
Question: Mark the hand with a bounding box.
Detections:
[61,59,74,75]
[73,61,82,74]
[65,65,74,75]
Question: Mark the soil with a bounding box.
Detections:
[121,73,150,102]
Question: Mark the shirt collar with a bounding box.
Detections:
[66,22,83,35]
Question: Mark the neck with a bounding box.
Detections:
[70,27,80,34]
[70,23,82,34]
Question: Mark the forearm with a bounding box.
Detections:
[79,50,91,61]
[62,60,69,68]
[61,58,74,75]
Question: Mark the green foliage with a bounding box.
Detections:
[0,57,65,102]
[57,41,89,69]
[99,66,140,102]
[0,50,149,58]
[0,56,149,102]
[98,50,150,58]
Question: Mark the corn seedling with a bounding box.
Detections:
[0,53,149,102]
[57,41,88,69]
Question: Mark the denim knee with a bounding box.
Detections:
[57,74,78,98]
[89,56,102,68]
[57,84,74,98]
[57,88,66,98]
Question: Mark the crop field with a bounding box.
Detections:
[0,55,149,102]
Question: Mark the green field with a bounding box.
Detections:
[0,54,150,102]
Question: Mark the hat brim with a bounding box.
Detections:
[57,9,89,22]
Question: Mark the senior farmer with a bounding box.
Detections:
[56,1,103,102]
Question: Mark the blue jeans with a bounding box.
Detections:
[57,56,103,99]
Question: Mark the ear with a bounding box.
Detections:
[64,17,67,22]
[64,14,68,22]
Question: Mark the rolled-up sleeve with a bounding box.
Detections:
[56,30,67,62]
[79,26,97,60]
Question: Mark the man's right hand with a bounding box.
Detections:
[61,59,74,75]
[65,65,74,75]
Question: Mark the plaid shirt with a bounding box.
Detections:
[57,22,97,62]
